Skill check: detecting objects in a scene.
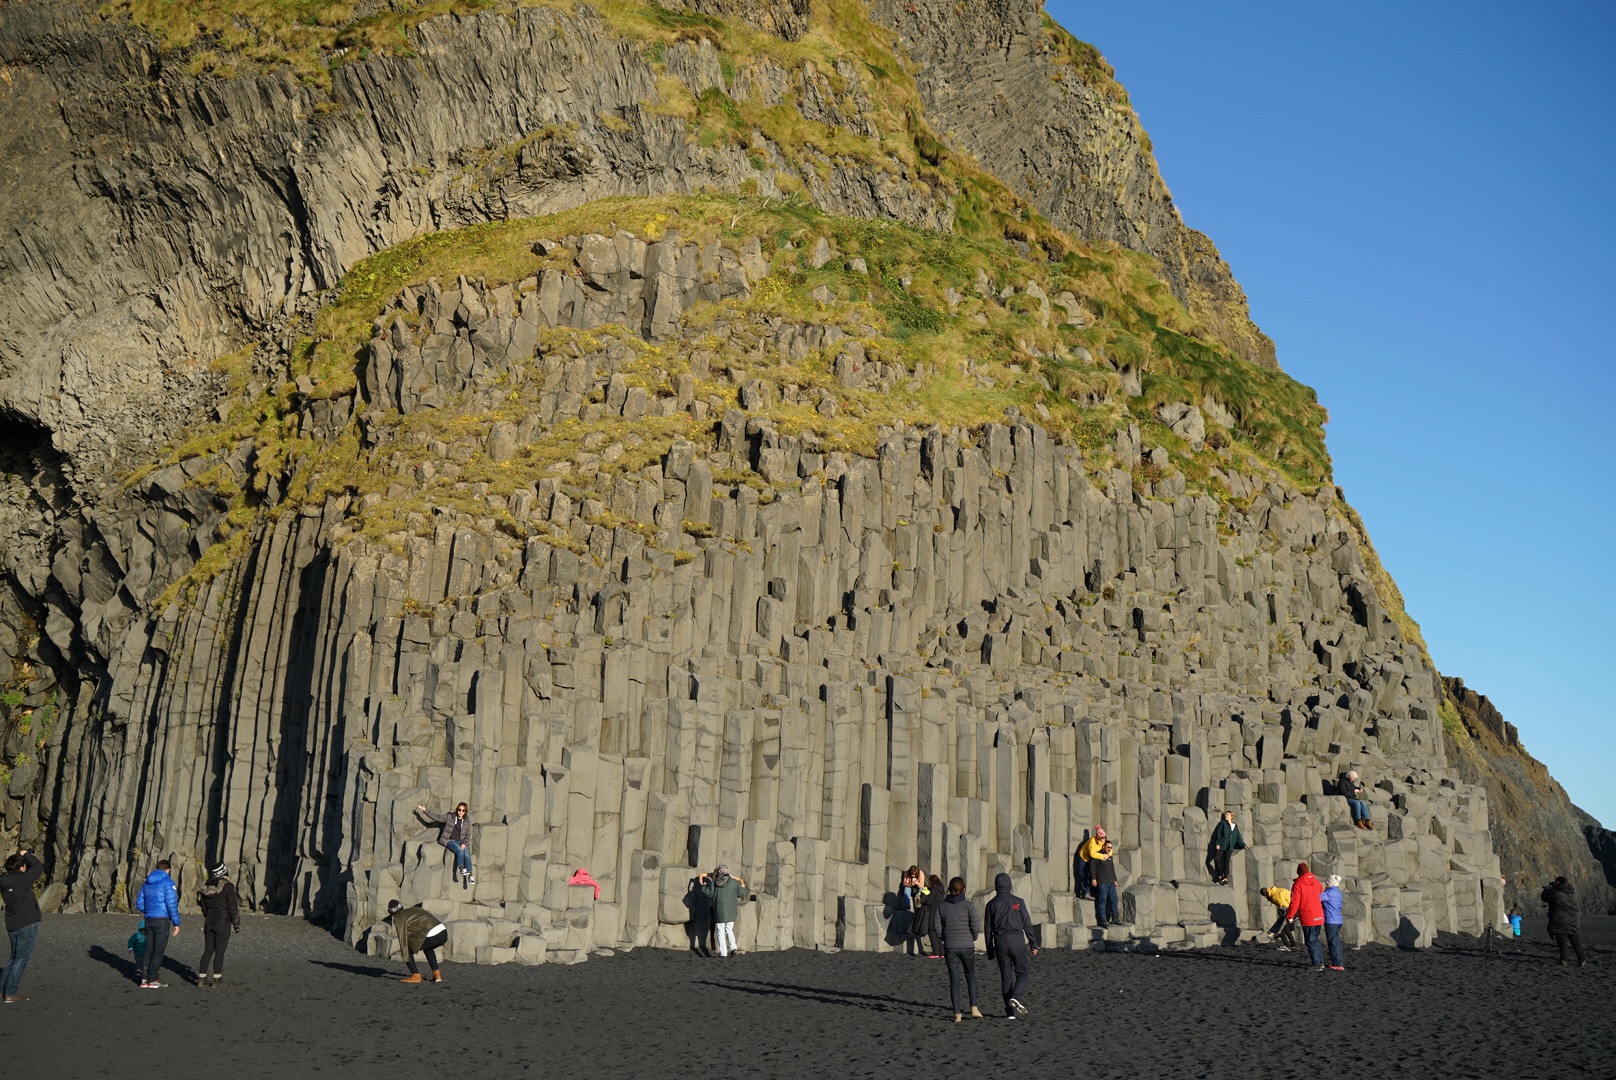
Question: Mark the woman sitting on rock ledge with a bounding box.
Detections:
[417,802,475,886]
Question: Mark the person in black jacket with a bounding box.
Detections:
[935,877,984,1022]
[0,848,44,1003]
[916,874,945,958]
[1541,876,1585,966]
[1091,841,1120,927]
[196,863,242,987]
[984,872,1038,1019]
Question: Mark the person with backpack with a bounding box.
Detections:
[935,877,984,1023]
[1208,810,1245,885]
[388,899,448,983]
[699,865,748,958]
[1321,874,1346,970]
[1541,876,1585,967]
[196,862,241,987]
[984,872,1039,1019]
[417,801,475,885]
[0,848,44,1003]
[1285,862,1326,971]
[135,859,182,988]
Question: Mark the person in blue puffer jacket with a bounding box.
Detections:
[135,860,182,988]
[1321,874,1345,971]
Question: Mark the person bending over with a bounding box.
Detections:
[389,899,448,983]
[1260,886,1297,951]
[936,877,983,1023]
[417,801,475,885]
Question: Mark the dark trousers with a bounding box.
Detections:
[1094,883,1119,926]
[1270,915,1297,948]
[1554,933,1585,964]
[1211,848,1232,882]
[1076,860,1090,899]
[406,929,448,975]
[1324,923,1344,966]
[945,948,978,1014]
[994,940,1029,1014]
[199,924,233,976]
[1302,923,1323,965]
[141,917,172,981]
[2,923,38,998]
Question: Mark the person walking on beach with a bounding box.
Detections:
[417,802,475,885]
[1340,771,1373,830]
[1541,876,1585,967]
[388,899,448,983]
[936,877,984,1023]
[1208,810,1244,885]
[1321,874,1346,971]
[1285,862,1325,971]
[196,863,241,987]
[0,848,44,1003]
[698,866,748,958]
[1260,885,1297,950]
[984,872,1038,1019]
[136,859,182,988]
[1076,826,1107,900]
[1090,840,1119,928]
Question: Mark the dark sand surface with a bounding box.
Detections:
[3,913,1609,1079]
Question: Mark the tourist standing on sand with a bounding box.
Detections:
[1285,862,1325,971]
[1076,826,1107,900]
[1340,771,1373,830]
[1321,874,1346,971]
[135,859,182,988]
[388,899,448,983]
[1541,876,1585,967]
[1508,906,1523,938]
[1260,885,1297,950]
[1090,840,1119,928]
[984,872,1038,1019]
[1208,810,1244,885]
[196,863,241,987]
[0,848,44,1003]
[417,802,475,885]
[915,875,945,958]
[699,866,748,958]
[936,877,983,1023]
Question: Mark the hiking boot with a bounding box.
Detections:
[431,970,443,983]
[400,973,423,984]
[970,1007,984,1018]
[1009,998,1029,1017]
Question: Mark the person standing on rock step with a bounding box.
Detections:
[135,859,182,988]
[984,872,1038,1019]
[417,801,475,886]
[1076,826,1107,900]
[698,866,748,958]
[1541,876,1585,967]
[195,863,241,987]
[1321,874,1346,971]
[0,848,44,1003]
[1340,771,1373,830]
[388,899,448,983]
[1285,862,1325,971]
[937,877,984,1023]
[1208,810,1245,885]
[1090,841,1119,928]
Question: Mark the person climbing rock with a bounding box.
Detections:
[936,877,983,1023]
[699,866,748,957]
[196,863,241,987]
[388,899,448,983]
[984,872,1038,1019]
[1321,874,1346,970]
[1541,876,1585,967]
[1340,771,1373,830]
[1285,862,1326,971]
[1208,810,1245,885]
[0,848,44,1003]
[417,801,475,885]
[135,859,181,988]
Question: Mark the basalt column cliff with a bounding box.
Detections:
[0,0,1504,964]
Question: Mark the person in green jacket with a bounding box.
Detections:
[699,866,748,958]
[1207,810,1245,885]
[387,899,448,984]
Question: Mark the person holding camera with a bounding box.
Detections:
[0,848,44,1003]
[135,859,182,988]
[698,866,748,958]
[1208,810,1245,885]
[1541,876,1585,967]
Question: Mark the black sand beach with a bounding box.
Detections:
[6,914,1609,1079]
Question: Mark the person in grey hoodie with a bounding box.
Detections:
[984,872,1038,1019]
[935,877,984,1022]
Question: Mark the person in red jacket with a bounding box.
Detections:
[1285,862,1326,971]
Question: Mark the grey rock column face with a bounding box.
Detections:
[9,237,1500,958]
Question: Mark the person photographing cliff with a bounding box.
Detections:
[0,848,44,1003]
[984,872,1039,1019]
[417,802,475,886]
[697,866,748,957]
[388,899,449,983]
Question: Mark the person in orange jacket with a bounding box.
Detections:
[1285,862,1326,970]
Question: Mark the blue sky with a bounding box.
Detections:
[1043,0,1616,825]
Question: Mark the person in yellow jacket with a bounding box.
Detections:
[1076,826,1108,899]
[1260,885,1297,951]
